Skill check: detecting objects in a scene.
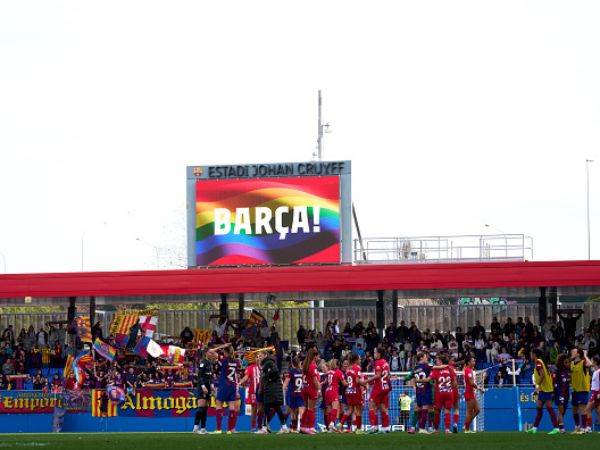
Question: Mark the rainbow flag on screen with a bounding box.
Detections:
[195,176,340,265]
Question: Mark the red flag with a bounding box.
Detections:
[273,309,280,322]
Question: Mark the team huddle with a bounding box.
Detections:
[527,349,600,434]
[190,345,484,435]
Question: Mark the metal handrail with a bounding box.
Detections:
[354,234,533,264]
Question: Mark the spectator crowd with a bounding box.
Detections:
[0,310,598,391]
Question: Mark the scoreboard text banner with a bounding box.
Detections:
[195,176,340,266]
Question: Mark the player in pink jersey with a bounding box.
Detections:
[430,354,458,434]
[239,354,262,432]
[463,356,481,433]
[365,346,391,433]
[324,359,347,432]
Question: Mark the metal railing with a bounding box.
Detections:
[3,302,598,345]
[354,234,534,263]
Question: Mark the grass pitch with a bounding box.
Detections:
[0,432,597,450]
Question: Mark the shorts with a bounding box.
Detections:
[302,387,318,401]
[287,394,305,409]
[464,391,476,402]
[537,391,553,403]
[325,391,340,405]
[434,392,454,410]
[399,411,410,422]
[416,392,433,407]
[216,385,238,403]
[347,393,363,407]
[370,390,390,406]
[197,386,212,401]
[572,391,589,406]
[590,390,600,406]
[554,392,569,409]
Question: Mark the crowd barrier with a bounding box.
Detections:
[0,386,582,433]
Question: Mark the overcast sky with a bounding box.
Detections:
[0,1,599,274]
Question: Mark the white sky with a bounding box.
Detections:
[0,1,599,274]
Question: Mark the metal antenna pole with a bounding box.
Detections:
[317,90,323,161]
[587,159,594,260]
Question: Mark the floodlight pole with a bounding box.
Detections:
[586,159,594,260]
[0,251,6,273]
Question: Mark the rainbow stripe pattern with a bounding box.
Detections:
[195,176,340,265]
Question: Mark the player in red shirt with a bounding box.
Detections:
[300,347,320,435]
[339,358,352,432]
[430,354,458,434]
[463,356,481,433]
[365,346,391,433]
[324,359,347,432]
[448,357,460,433]
[345,353,365,433]
[239,353,262,432]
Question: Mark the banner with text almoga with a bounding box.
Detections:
[118,389,227,418]
[195,176,341,266]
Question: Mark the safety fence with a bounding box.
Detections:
[1,303,599,345]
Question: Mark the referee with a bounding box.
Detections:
[193,349,217,434]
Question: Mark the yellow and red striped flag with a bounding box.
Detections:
[193,328,211,347]
[91,389,117,417]
[63,354,74,379]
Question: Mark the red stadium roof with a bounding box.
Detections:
[1,260,600,300]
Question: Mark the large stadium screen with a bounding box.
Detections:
[194,176,341,266]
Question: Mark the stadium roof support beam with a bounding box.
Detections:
[219,293,228,319]
[539,287,548,327]
[238,293,245,322]
[376,290,385,338]
[549,287,558,322]
[392,289,398,328]
[90,296,96,327]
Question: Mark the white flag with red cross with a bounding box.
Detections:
[138,315,158,338]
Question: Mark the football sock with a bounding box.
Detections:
[330,409,338,426]
[228,410,238,431]
[355,415,362,430]
[200,406,208,429]
[419,409,428,429]
[216,409,223,431]
[533,407,543,428]
[433,410,440,430]
[573,412,580,428]
[381,411,389,428]
[453,412,459,427]
[444,412,451,430]
[369,409,377,426]
[546,406,558,428]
